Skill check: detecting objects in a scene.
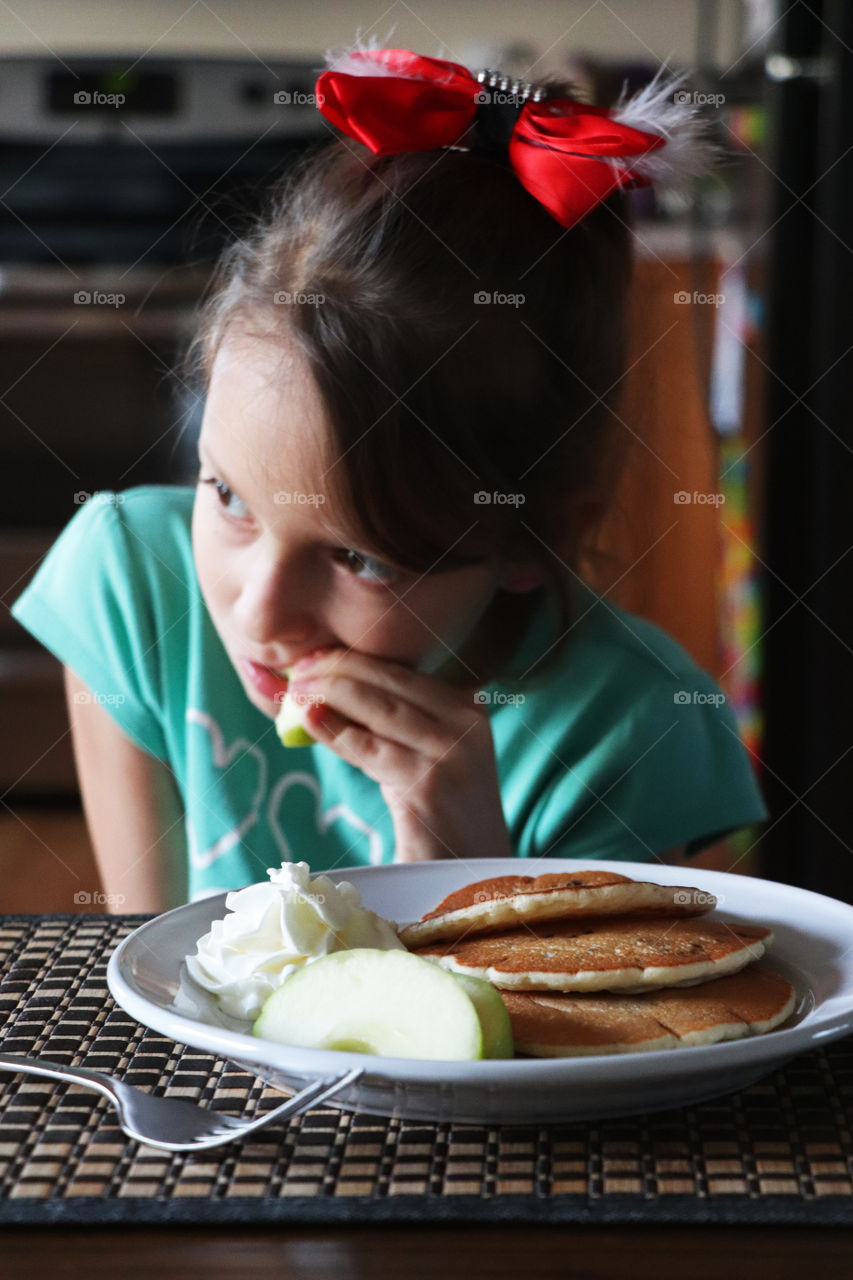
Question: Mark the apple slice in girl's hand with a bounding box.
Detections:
[251,948,513,1060]
[275,668,315,747]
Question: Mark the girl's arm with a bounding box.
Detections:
[659,845,687,865]
[64,665,188,913]
[660,842,735,869]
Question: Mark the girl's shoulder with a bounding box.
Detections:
[517,578,717,699]
[70,483,197,566]
[105,483,195,532]
[571,581,711,686]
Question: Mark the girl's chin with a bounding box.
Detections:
[239,682,277,718]
[253,691,280,720]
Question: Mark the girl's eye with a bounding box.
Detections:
[336,548,399,586]
[199,475,251,520]
[198,472,398,584]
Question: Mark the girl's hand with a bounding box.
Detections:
[288,649,513,863]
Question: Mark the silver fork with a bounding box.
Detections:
[0,1053,361,1152]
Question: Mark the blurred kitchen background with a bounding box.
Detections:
[1,1,851,910]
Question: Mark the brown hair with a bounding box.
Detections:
[185,84,635,690]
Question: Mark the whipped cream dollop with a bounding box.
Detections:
[185,861,404,1020]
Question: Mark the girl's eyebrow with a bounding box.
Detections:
[199,440,259,498]
[197,438,226,474]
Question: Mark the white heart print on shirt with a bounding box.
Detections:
[185,709,267,870]
[266,770,384,866]
[185,708,384,871]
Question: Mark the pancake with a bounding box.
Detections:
[399,870,717,947]
[500,967,796,1056]
[412,916,772,993]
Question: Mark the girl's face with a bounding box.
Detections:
[191,325,515,720]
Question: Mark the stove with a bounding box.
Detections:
[0,54,328,795]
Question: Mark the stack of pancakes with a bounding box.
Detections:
[400,870,796,1057]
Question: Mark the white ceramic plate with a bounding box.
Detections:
[106,859,853,1124]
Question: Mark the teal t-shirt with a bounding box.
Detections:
[10,485,768,901]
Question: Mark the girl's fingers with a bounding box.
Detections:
[305,697,438,787]
[292,648,474,723]
[294,674,453,757]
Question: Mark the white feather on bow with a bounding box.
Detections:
[609,65,720,188]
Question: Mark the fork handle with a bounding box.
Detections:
[229,1067,364,1138]
[0,1053,118,1104]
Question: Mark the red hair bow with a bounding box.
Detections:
[316,49,666,229]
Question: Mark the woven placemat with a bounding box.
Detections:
[0,913,852,1226]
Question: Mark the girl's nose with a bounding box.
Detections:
[233,551,318,646]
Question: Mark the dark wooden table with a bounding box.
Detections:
[4,1224,853,1278]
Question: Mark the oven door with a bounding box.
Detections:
[0,264,205,795]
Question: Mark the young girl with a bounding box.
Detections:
[11,47,767,911]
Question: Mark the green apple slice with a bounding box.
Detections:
[252,948,485,1060]
[451,973,514,1059]
[275,668,315,747]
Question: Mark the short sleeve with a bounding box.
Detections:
[9,492,170,760]
[530,664,768,862]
